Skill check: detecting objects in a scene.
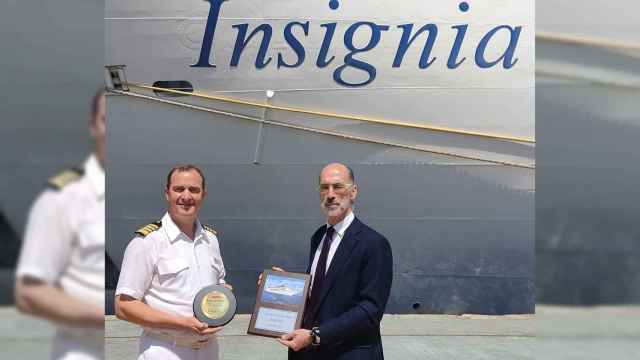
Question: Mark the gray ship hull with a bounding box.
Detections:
[106,92,534,314]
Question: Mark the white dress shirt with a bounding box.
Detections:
[116,212,226,347]
[16,154,105,359]
[309,211,355,291]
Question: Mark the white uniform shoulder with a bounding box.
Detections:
[43,166,95,205]
[117,222,164,301]
[202,224,221,247]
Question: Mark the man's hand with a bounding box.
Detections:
[181,316,209,335]
[222,283,233,291]
[200,325,224,336]
[257,266,285,286]
[277,329,312,351]
[180,316,225,336]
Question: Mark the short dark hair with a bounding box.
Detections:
[166,165,206,190]
[91,88,106,123]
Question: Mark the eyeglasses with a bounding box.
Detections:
[318,183,353,194]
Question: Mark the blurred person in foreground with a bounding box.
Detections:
[14,89,106,360]
[271,162,393,360]
[115,165,229,360]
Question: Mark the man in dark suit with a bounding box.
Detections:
[277,163,393,360]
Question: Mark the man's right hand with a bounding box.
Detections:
[257,266,285,286]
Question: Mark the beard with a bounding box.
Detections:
[321,198,352,219]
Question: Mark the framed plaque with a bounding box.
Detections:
[193,284,237,327]
[247,270,311,338]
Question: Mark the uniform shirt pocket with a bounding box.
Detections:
[157,258,190,288]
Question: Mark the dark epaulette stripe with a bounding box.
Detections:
[134,221,162,237]
[203,225,217,234]
[142,225,157,232]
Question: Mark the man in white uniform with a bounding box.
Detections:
[115,165,228,360]
[14,90,106,360]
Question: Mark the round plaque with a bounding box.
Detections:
[193,284,237,327]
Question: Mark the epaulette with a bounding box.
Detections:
[203,224,217,235]
[46,167,84,190]
[134,221,162,237]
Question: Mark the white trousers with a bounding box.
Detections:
[51,333,104,360]
[137,334,220,360]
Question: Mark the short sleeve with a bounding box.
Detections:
[16,191,72,284]
[210,235,226,285]
[115,236,155,299]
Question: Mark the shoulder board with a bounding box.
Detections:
[134,221,162,237]
[203,224,217,235]
[46,167,84,190]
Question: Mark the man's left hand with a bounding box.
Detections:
[277,329,312,351]
[200,325,224,336]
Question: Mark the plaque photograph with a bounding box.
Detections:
[193,284,237,327]
[247,270,311,338]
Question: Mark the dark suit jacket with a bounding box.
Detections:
[290,217,393,360]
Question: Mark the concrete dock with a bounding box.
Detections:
[106,313,533,360]
[2,306,639,359]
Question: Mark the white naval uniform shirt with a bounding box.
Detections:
[16,154,105,360]
[309,211,355,292]
[116,213,226,350]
